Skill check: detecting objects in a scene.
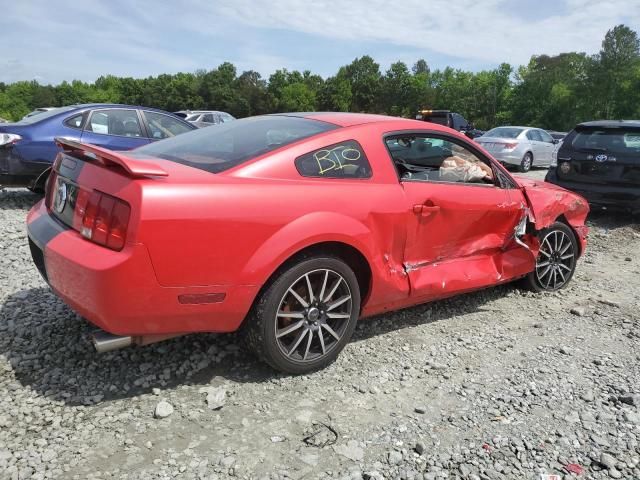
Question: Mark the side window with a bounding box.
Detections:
[144,111,193,139]
[385,135,495,185]
[295,140,372,179]
[64,114,84,130]
[202,113,215,123]
[527,130,542,142]
[87,109,143,137]
[539,130,554,143]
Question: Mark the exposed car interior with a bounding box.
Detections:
[386,136,496,185]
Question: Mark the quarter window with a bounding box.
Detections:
[385,135,495,185]
[64,114,84,129]
[87,109,142,137]
[295,140,372,179]
[144,111,193,139]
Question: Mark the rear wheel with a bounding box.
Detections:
[523,222,578,292]
[243,257,360,374]
[519,152,533,173]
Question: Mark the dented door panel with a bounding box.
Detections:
[400,181,529,298]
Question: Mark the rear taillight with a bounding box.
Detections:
[503,143,518,150]
[78,190,130,251]
[0,133,21,146]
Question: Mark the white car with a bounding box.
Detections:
[476,126,559,172]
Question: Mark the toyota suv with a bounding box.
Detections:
[545,120,640,211]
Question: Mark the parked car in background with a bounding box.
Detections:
[0,104,195,190]
[548,131,567,141]
[21,107,56,120]
[415,109,483,139]
[27,113,588,374]
[174,110,235,128]
[546,120,640,211]
[476,126,558,172]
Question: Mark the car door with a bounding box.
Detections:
[537,129,556,166]
[525,129,543,163]
[80,108,149,150]
[384,132,527,301]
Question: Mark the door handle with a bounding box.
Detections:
[413,203,440,216]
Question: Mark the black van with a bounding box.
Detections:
[545,120,640,211]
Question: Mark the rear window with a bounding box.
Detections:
[131,115,338,174]
[484,127,524,139]
[571,128,640,154]
[16,106,77,125]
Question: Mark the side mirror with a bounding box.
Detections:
[552,139,559,144]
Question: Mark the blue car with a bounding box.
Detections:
[0,104,196,190]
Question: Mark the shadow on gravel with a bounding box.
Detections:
[587,209,640,231]
[1,281,511,406]
[0,189,41,210]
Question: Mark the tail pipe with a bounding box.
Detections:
[92,330,183,353]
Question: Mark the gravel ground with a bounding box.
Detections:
[0,176,638,480]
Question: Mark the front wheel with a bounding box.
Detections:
[243,257,360,374]
[523,222,578,292]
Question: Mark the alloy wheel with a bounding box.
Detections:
[274,269,353,363]
[535,229,576,290]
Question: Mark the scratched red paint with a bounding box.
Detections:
[26,113,589,337]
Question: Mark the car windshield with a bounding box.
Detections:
[483,127,524,139]
[16,106,77,125]
[131,115,338,173]
[572,127,640,154]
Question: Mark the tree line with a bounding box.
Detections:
[1,25,639,132]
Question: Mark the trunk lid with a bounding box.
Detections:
[556,126,640,186]
[475,136,520,153]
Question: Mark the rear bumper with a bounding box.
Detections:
[26,200,258,336]
[491,151,523,166]
[0,147,49,187]
[545,169,640,210]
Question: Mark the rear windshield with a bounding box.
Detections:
[571,128,640,154]
[131,115,338,173]
[16,106,77,125]
[483,127,524,139]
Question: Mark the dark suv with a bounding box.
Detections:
[545,120,640,211]
[416,110,484,139]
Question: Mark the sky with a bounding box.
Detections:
[1,0,639,85]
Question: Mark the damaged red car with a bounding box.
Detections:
[26,113,589,373]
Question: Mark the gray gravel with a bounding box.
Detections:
[1,187,639,480]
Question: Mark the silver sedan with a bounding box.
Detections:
[475,126,558,172]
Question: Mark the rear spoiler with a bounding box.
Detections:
[54,137,168,178]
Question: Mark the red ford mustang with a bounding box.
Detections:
[27,113,589,373]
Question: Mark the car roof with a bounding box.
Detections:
[280,112,424,128]
[490,125,532,130]
[56,103,180,115]
[577,120,640,128]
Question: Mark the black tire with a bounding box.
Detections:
[242,256,360,374]
[519,152,533,173]
[523,222,578,292]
